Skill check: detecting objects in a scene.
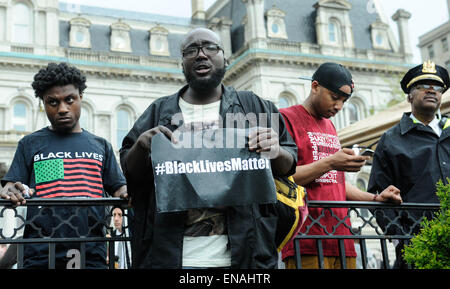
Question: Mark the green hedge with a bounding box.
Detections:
[403,179,450,269]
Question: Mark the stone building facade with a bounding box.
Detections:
[0,0,413,169]
[0,0,420,268]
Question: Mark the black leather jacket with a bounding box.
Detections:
[119,85,297,268]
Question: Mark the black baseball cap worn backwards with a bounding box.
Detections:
[301,62,354,98]
[400,60,450,94]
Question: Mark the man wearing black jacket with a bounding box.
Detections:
[119,28,297,268]
[368,61,450,268]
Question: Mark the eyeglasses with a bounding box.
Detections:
[414,84,445,93]
[182,44,223,59]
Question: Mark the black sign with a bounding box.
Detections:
[151,128,277,212]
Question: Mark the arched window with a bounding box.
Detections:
[278,92,296,109]
[347,102,359,124]
[116,108,132,148]
[278,96,290,109]
[79,104,93,131]
[356,178,367,191]
[12,3,32,44]
[328,19,340,44]
[12,101,28,131]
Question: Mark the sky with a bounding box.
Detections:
[63,0,449,63]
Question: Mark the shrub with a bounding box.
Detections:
[403,179,450,269]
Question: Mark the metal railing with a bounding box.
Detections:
[292,200,441,269]
[1,199,441,269]
[0,198,130,269]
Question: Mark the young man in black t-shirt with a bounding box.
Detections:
[0,63,128,268]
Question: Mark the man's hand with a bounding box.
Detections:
[137,125,175,152]
[0,182,34,206]
[248,127,280,159]
[122,126,176,184]
[112,185,131,207]
[328,148,369,172]
[376,185,402,204]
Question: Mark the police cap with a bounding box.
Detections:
[400,60,450,94]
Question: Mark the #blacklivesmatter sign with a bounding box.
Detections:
[151,128,277,212]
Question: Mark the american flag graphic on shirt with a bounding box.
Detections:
[34,158,104,198]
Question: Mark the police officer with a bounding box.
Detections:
[368,60,450,268]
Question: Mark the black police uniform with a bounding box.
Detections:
[368,61,450,268]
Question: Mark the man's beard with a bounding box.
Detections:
[184,66,226,92]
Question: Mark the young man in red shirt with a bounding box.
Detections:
[279,62,402,269]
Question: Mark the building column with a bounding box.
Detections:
[392,9,413,61]
[191,0,205,20]
[242,0,267,41]
[209,17,233,58]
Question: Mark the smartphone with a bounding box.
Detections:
[360,149,374,157]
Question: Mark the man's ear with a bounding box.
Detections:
[311,80,320,93]
[407,93,412,103]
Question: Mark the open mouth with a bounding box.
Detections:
[194,64,211,75]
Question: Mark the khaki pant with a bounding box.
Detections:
[284,255,356,269]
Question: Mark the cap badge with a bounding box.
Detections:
[422,60,437,74]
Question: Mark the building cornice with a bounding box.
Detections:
[225,44,412,82]
[0,49,186,83]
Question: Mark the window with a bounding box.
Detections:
[110,21,131,53]
[428,44,435,59]
[149,26,170,56]
[347,102,359,124]
[12,3,31,44]
[329,22,337,43]
[442,38,448,52]
[116,109,131,148]
[271,23,279,34]
[69,17,91,48]
[12,102,27,131]
[278,92,296,109]
[278,96,290,109]
[266,7,288,39]
[75,31,84,43]
[370,20,390,50]
[375,33,383,46]
[356,178,367,191]
[79,105,92,131]
[340,98,365,128]
[328,20,340,44]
